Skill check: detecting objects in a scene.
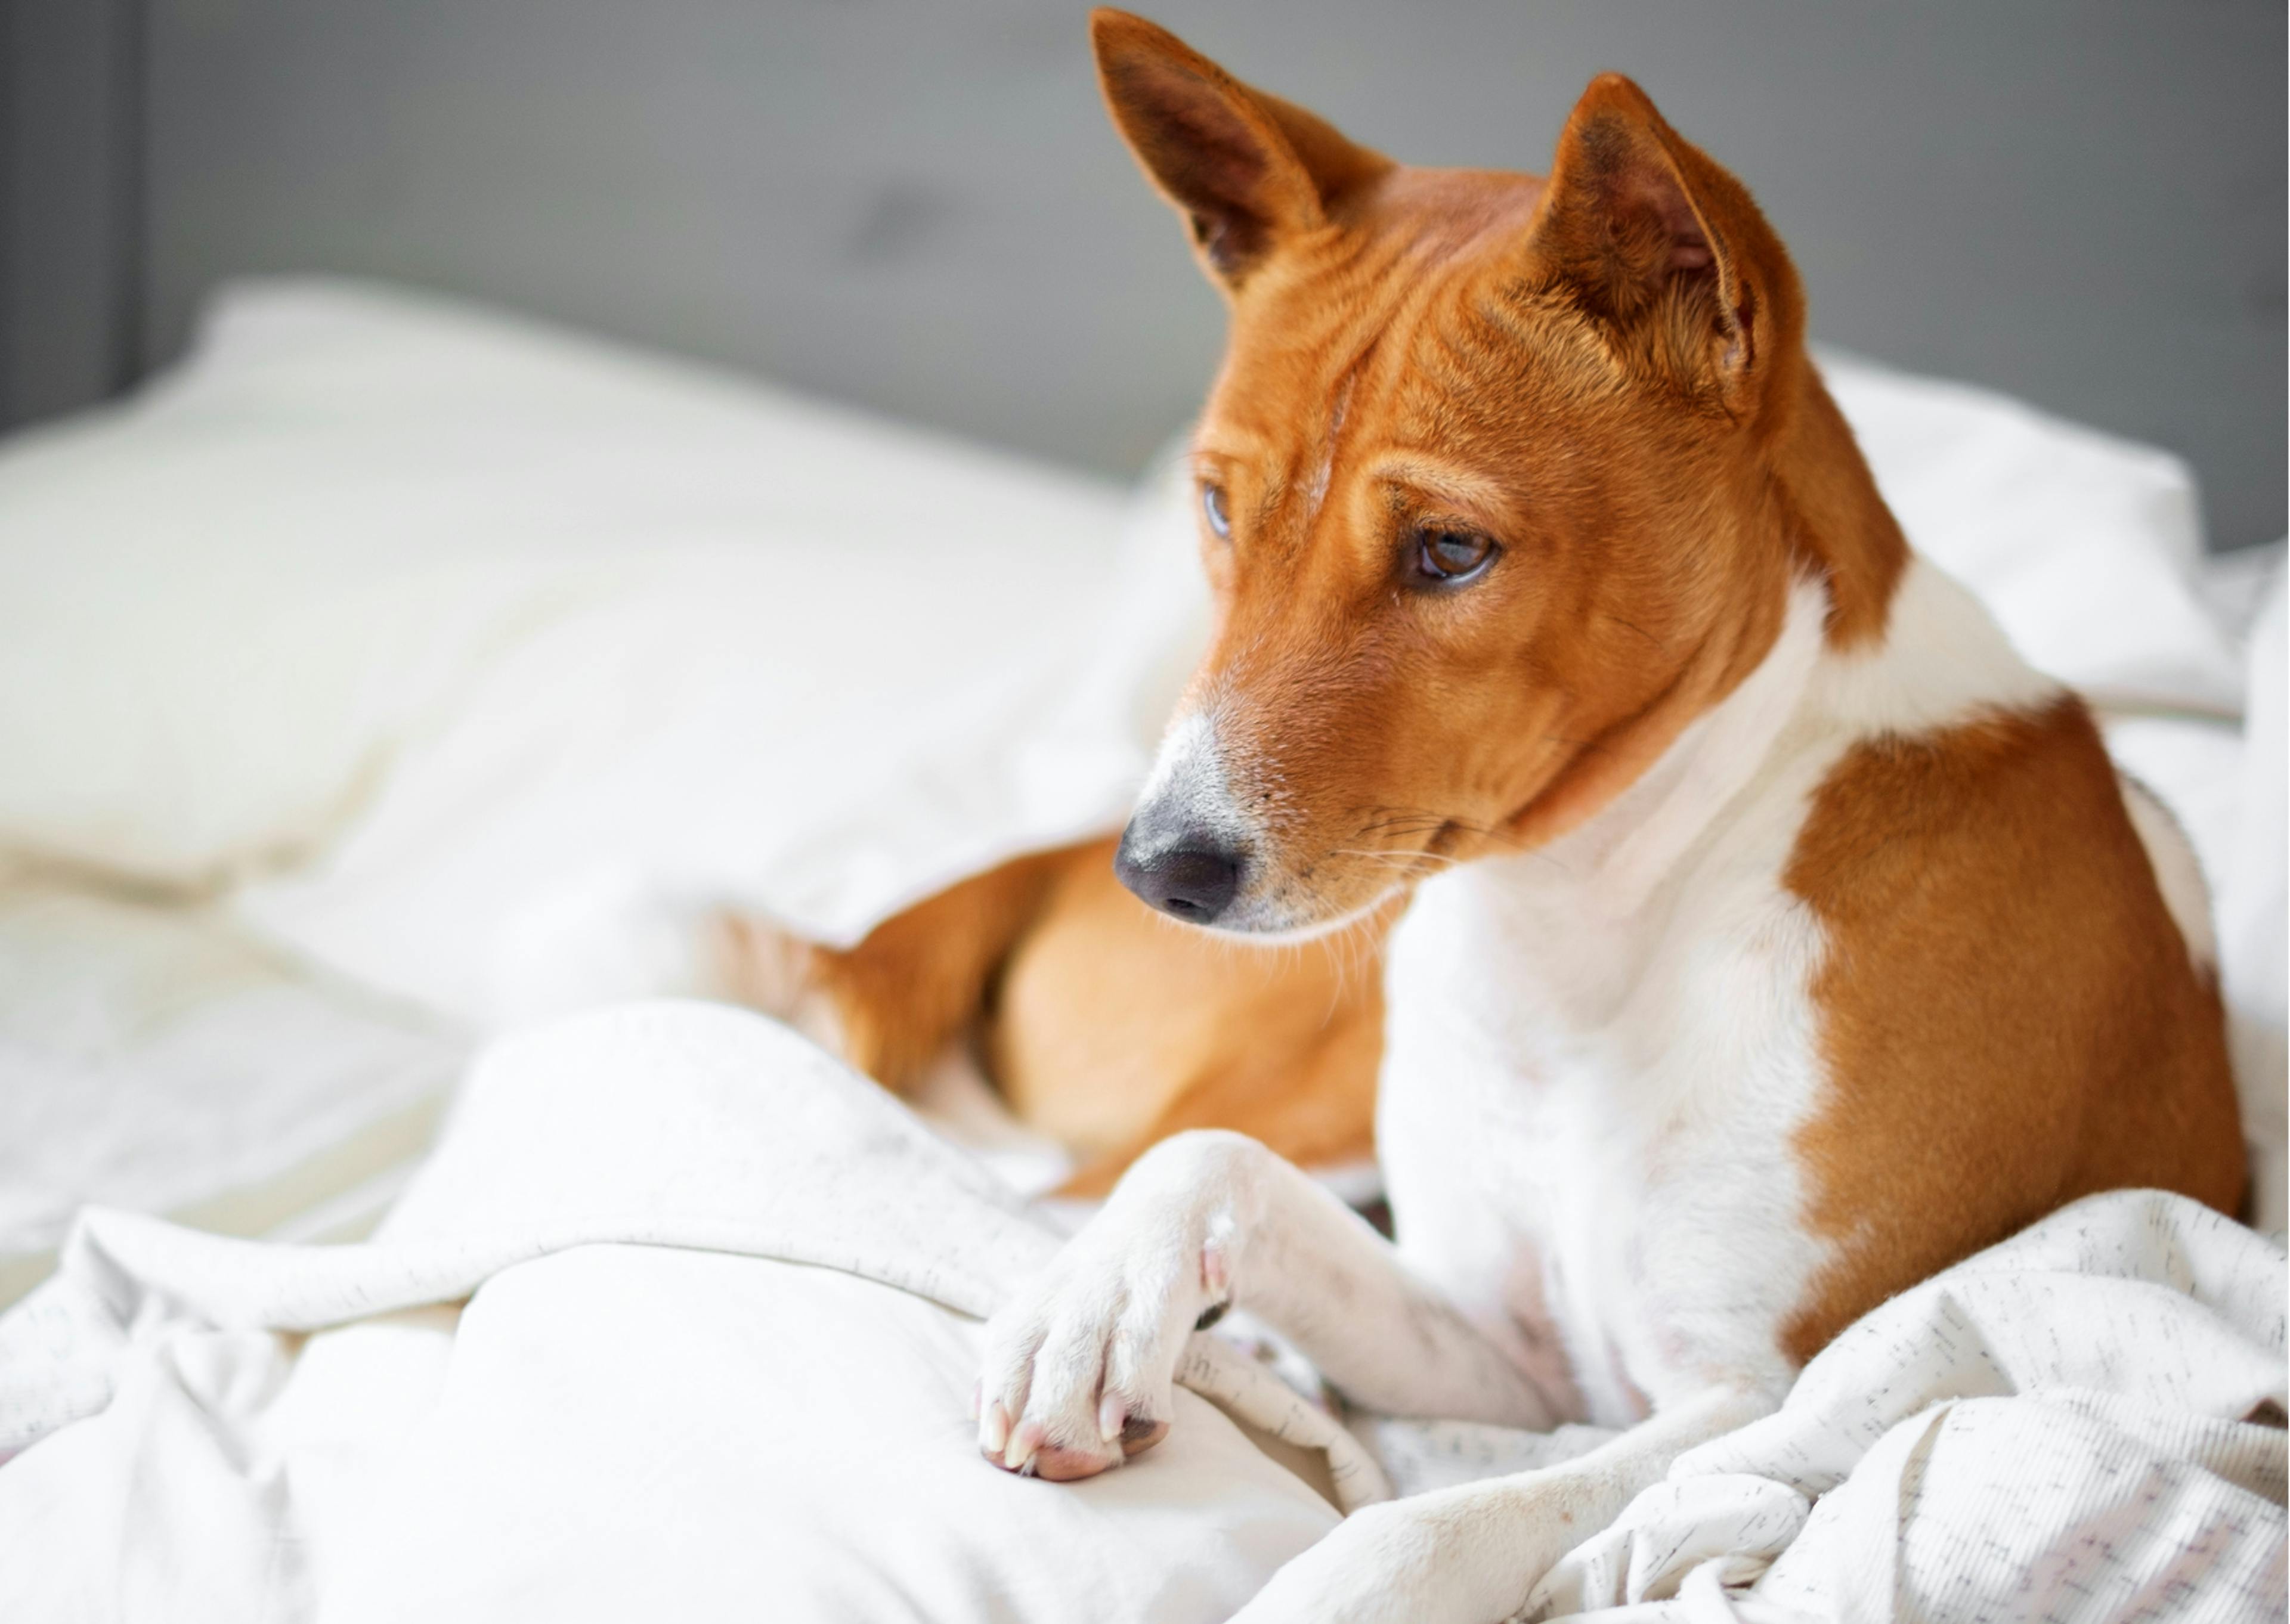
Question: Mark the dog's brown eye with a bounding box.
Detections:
[1202,483,1231,539]
[1414,528,1496,583]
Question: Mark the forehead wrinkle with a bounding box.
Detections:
[1363,258,1584,505]
[1299,258,1465,537]
[1224,230,1484,555]
[1302,357,1363,515]
[1212,289,1357,535]
[1252,324,1384,548]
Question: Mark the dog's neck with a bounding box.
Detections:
[1531,575,1831,920]
[1506,540,2056,932]
[1512,360,1924,918]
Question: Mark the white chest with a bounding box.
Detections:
[1370,587,1850,1424]
[1376,811,1833,1425]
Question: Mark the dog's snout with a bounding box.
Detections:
[1115,828,1243,925]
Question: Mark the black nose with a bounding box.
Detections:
[1115,829,1242,924]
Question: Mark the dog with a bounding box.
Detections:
[929,13,2248,1622]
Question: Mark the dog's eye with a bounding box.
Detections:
[1202,483,1231,540]
[1413,528,1496,584]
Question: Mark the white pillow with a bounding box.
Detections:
[0,279,1128,887]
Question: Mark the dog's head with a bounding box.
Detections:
[1095,11,1901,935]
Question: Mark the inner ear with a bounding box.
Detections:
[1092,10,1390,289]
[1532,76,1763,380]
[1564,114,1726,308]
[1615,162,1716,272]
[1098,47,1312,276]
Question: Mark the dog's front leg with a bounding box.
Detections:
[1232,1384,1775,1624]
[975,1129,1560,1480]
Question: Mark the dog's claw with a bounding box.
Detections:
[1002,1417,1046,1474]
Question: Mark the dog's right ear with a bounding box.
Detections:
[1525,75,1802,416]
[1091,10,1388,291]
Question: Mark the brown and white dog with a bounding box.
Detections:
[727,14,2246,1618]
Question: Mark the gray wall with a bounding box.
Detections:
[6,0,2285,549]
[1,0,141,423]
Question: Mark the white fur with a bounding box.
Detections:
[1130,708,1251,851]
[1301,371,1356,517]
[1811,553,2057,735]
[1135,699,1415,939]
[979,552,2168,1621]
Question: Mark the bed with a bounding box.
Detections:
[1,281,2281,1620]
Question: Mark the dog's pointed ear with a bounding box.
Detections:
[1528,75,1800,409]
[1091,10,1390,291]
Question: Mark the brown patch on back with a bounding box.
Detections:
[1781,696,2245,1363]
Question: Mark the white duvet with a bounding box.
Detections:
[0,282,2284,1620]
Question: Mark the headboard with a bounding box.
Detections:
[5,0,2282,548]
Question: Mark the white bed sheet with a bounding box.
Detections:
[0,880,463,1304]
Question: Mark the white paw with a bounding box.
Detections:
[974,1189,1234,1480]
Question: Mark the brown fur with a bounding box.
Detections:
[722,837,1390,1188]
[1780,697,2246,1359]
[717,844,1075,1093]
[985,843,1391,1194]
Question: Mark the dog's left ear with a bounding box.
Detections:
[1528,76,1801,413]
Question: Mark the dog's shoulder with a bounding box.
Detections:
[1778,554,2245,1359]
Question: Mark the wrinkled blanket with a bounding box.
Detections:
[1534,1191,2286,1619]
[0,1003,1363,1624]
[1354,1193,2286,1621]
[1,1002,2282,1623]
